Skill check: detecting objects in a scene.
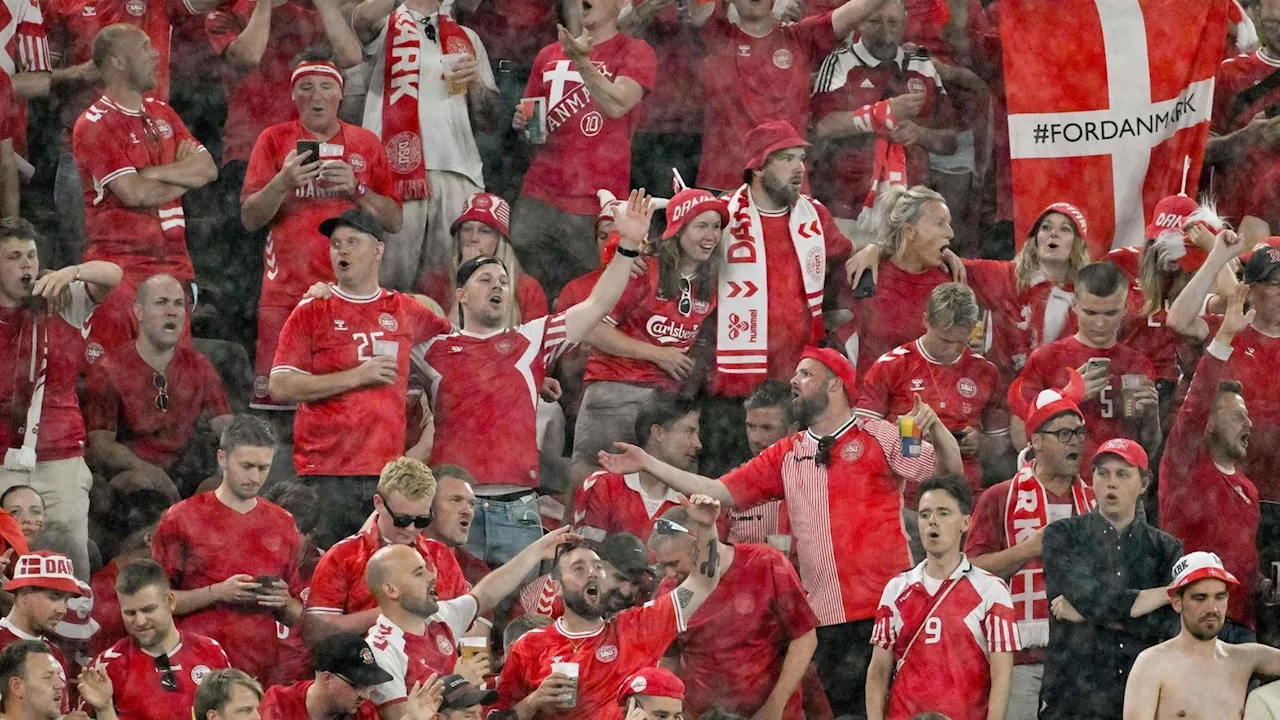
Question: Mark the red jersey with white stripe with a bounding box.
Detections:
[93,632,229,720]
[493,593,686,720]
[261,681,378,720]
[516,573,563,619]
[727,500,787,545]
[72,96,200,282]
[721,415,938,625]
[871,557,1020,720]
[0,619,70,713]
[272,286,451,476]
[833,261,953,379]
[572,471,683,543]
[961,259,1077,379]
[1017,336,1155,463]
[857,340,1009,498]
[365,597,478,709]
[413,313,568,487]
[0,0,50,75]
[584,257,714,393]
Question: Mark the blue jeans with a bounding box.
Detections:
[465,493,543,567]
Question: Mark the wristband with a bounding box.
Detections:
[356,182,368,198]
[616,245,640,258]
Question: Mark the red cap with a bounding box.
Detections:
[618,668,685,704]
[743,120,810,171]
[597,190,625,232]
[1031,202,1090,245]
[1145,194,1198,240]
[450,192,510,239]
[1092,437,1148,471]
[800,346,857,404]
[1239,236,1280,265]
[4,552,86,597]
[1168,551,1239,598]
[663,188,728,240]
[1008,371,1085,435]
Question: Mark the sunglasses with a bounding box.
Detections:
[154,654,178,692]
[1038,426,1087,443]
[153,372,169,413]
[653,518,695,536]
[678,276,692,316]
[378,494,431,528]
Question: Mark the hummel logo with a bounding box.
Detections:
[334,319,347,331]
[859,79,874,88]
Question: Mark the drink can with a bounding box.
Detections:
[899,416,920,458]
[520,97,547,145]
[551,662,579,708]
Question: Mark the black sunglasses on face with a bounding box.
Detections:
[154,654,178,692]
[378,494,431,528]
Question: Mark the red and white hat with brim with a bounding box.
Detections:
[596,190,625,232]
[4,552,86,596]
[617,667,685,704]
[450,192,511,239]
[663,188,728,240]
[1168,551,1238,598]
[1007,370,1085,434]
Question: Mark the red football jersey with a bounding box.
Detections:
[1209,49,1280,221]
[584,257,714,392]
[83,342,231,470]
[872,558,1020,720]
[1107,247,1183,383]
[305,524,468,618]
[365,597,479,708]
[663,544,818,719]
[961,258,1077,380]
[1017,336,1155,463]
[151,492,301,682]
[695,11,838,191]
[88,560,123,658]
[515,573,563,619]
[72,95,200,282]
[0,619,71,713]
[520,33,656,215]
[571,471,683,543]
[272,287,451,476]
[414,313,568,487]
[858,339,1009,497]
[722,415,936,625]
[493,593,686,720]
[205,0,324,165]
[833,261,953,379]
[93,632,229,720]
[727,500,788,546]
[261,680,379,720]
[0,282,94,461]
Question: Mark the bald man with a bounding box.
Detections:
[85,273,233,498]
[364,527,579,720]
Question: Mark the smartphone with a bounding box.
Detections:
[852,270,876,299]
[1085,357,1111,375]
[255,575,281,588]
[296,140,320,163]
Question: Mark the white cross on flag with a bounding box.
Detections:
[1001,0,1230,256]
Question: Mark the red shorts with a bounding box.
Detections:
[252,304,296,410]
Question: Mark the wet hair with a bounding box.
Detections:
[194,669,263,720]
[634,393,700,450]
[925,282,980,331]
[0,640,52,708]
[550,542,597,581]
[877,185,946,258]
[0,217,38,246]
[1074,261,1128,298]
[106,489,170,553]
[742,379,795,425]
[917,474,974,515]
[262,482,319,536]
[377,457,436,502]
[219,415,277,455]
[647,506,697,552]
[91,23,144,69]
[700,711,749,720]
[115,558,171,597]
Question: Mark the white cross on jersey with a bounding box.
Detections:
[1010,569,1047,622]
[543,59,614,107]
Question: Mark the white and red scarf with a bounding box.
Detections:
[715,185,825,396]
[1003,466,1094,648]
[4,314,46,472]
[852,99,906,229]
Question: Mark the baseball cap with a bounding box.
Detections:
[456,255,506,288]
[1244,241,1280,284]
[312,633,394,687]
[451,192,511,239]
[1030,202,1089,246]
[318,208,384,243]
[663,188,728,241]
[742,120,810,171]
[1145,193,1198,240]
[597,533,649,577]
[4,552,86,597]
[439,674,498,710]
[1092,437,1148,471]
[1168,551,1239,598]
[800,346,856,404]
[617,668,685,705]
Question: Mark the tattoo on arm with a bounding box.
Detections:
[676,587,694,610]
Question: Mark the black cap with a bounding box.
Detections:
[440,674,498,710]
[318,208,384,243]
[1244,244,1280,285]
[312,633,394,687]
[455,255,506,287]
[597,532,649,577]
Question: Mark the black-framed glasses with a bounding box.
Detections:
[153,372,169,413]
[678,276,692,316]
[154,654,178,692]
[1038,426,1087,443]
[377,494,431,528]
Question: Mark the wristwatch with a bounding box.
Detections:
[355,182,368,198]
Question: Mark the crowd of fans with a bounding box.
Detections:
[2,0,1280,717]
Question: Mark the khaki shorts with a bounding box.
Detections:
[570,382,658,467]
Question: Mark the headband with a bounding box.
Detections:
[291,62,344,89]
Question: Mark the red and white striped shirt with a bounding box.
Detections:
[727,500,786,545]
[872,557,1020,720]
[721,415,936,625]
[0,0,50,76]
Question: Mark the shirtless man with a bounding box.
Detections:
[1124,552,1280,720]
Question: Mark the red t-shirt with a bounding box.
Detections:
[205,0,324,165]
[585,257,714,392]
[415,269,549,324]
[833,261,953,379]
[89,560,123,658]
[83,342,231,470]
[695,11,837,191]
[712,201,852,397]
[0,619,71,713]
[243,120,399,308]
[520,33,656,215]
[858,339,1009,498]
[305,523,468,617]
[961,258,1077,380]
[1017,336,1155,463]
[1107,247,1183,383]
[722,415,936,625]
[663,544,818,719]
[1208,49,1280,222]
[93,632,230,720]
[152,492,301,681]
[493,593,686,720]
[571,471,683,543]
[414,313,568,487]
[272,286,451,476]
[73,96,200,282]
[261,681,378,720]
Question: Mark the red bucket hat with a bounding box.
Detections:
[618,667,685,704]
[450,192,510,239]
[4,552,86,596]
[743,120,810,171]
[1168,551,1239,598]
[663,188,728,240]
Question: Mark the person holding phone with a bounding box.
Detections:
[616,668,684,720]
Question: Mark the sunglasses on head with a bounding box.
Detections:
[653,518,695,537]
[378,494,431,528]
[154,654,178,692]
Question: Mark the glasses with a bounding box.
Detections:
[378,494,431,528]
[653,518,695,536]
[1038,426,1087,443]
[678,276,692,316]
[154,654,178,692]
[153,372,169,413]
